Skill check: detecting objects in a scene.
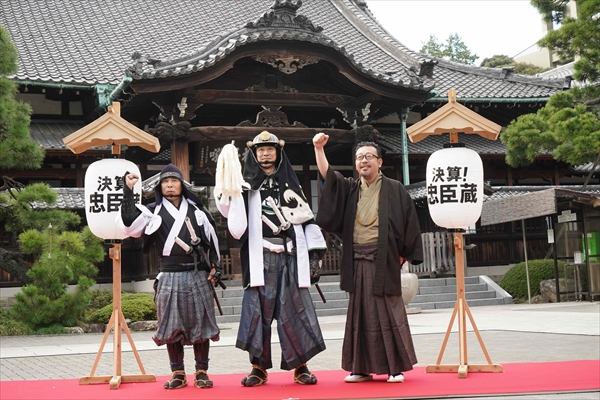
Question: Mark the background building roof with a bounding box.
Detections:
[1,0,567,100]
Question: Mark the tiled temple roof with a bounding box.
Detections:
[1,0,566,99]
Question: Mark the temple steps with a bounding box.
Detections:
[215,275,512,324]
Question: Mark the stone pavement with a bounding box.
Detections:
[1,301,599,400]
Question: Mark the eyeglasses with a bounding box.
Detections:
[355,153,379,161]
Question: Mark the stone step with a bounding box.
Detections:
[215,275,511,324]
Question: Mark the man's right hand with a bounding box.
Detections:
[125,172,139,190]
[313,133,330,178]
[312,132,329,149]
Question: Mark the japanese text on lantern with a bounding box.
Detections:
[427,166,478,205]
[88,175,140,213]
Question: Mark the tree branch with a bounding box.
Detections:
[0,247,32,283]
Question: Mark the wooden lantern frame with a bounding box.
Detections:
[408,90,503,378]
[63,102,160,389]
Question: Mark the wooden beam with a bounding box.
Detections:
[192,90,356,108]
[188,126,354,143]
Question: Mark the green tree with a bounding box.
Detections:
[502,1,600,167]
[532,0,600,82]
[12,225,105,329]
[0,26,105,332]
[0,26,44,170]
[502,85,600,167]
[419,33,478,65]
[481,54,548,75]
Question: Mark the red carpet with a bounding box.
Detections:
[1,360,598,399]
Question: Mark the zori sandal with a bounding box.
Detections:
[241,364,268,387]
[194,369,213,388]
[293,363,317,385]
[163,370,188,389]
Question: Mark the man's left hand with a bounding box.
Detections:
[208,264,222,286]
[310,257,321,284]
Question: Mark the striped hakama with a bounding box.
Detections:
[236,251,326,370]
[153,269,220,346]
[342,243,417,376]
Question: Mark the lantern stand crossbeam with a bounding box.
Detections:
[425,231,503,378]
[79,241,156,389]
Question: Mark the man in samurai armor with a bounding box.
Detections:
[117,163,221,389]
[215,131,327,386]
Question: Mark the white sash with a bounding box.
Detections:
[160,197,188,256]
[248,190,265,287]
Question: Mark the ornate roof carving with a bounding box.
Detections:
[246,0,323,33]
[254,53,319,75]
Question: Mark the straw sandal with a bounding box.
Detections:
[163,370,188,389]
[241,364,268,387]
[293,363,317,385]
[194,369,213,388]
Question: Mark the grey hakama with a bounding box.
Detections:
[236,251,326,370]
[153,269,220,346]
[342,243,418,376]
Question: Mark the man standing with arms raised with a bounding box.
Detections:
[313,130,423,383]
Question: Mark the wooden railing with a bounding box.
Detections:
[408,232,456,277]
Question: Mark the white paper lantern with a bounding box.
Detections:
[426,147,484,230]
[85,159,141,240]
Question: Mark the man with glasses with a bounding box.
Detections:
[313,128,423,384]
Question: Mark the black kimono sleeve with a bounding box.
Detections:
[315,166,353,235]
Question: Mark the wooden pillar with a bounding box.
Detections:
[75,158,84,187]
[171,140,190,182]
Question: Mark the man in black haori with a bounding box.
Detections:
[313,129,423,384]
[117,163,221,389]
[215,131,327,386]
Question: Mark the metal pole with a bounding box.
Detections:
[400,108,410,185]
[522,219,532,304]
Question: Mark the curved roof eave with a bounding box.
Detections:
[126,26,434,93]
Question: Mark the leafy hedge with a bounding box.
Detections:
[89,292,156,324]
[499,259,556,298]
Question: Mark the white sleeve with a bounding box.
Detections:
[115,204,155,238]
[225,196,248,240]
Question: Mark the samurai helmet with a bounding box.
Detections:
[247,130,285,150]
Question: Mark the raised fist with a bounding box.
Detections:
[125,172,139,190]
[312,132,329,149]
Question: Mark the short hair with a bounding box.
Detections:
[355,141,382,158]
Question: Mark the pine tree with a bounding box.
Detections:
[502,1,600,168]
[0,26,105,332]
[0,26,44,169]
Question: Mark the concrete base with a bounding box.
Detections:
[406,306,422,314]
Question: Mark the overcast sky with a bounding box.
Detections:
[365,0,545,64]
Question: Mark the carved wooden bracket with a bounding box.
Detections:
[254,53,319,74]
[147,121,191,145]
[245,71,298,93]
[237,106,307,128]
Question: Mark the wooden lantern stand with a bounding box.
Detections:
[63,102,160,389]
[78,239,156,388]
[406,91,505,378]
[425,231,503,378]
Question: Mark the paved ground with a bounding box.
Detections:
[1,301,599,399]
